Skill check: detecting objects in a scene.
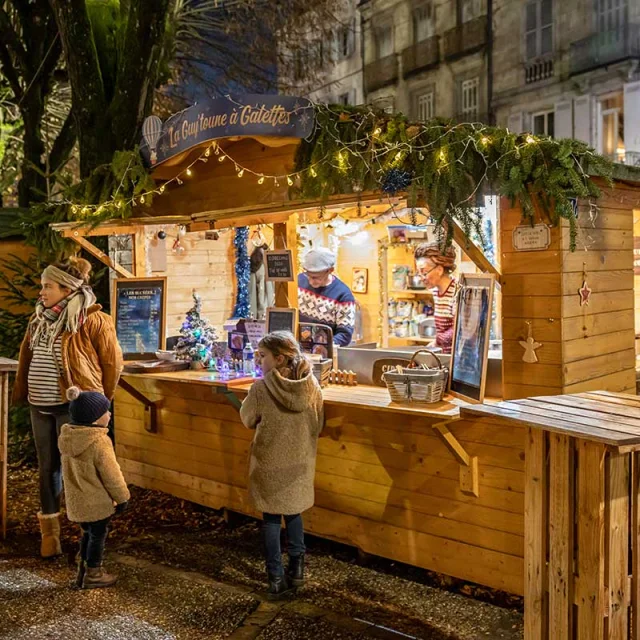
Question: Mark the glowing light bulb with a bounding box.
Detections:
[310,167,317,177]
[177,177,183,185]
[258,176,265,184]
[481,137,490,145]
[395,151,402,161]
[205,148,211,157]
[274,178,280,187]
[373,127,382,136]
[140,195,145,204]
[218,155,226,162]
[287,176,294,186]
[159,185,165,193]
[71,205,78,214]
[526,135,535,144]
[186,168,192,176]
[238,169,244,178]
[115,201,122,209]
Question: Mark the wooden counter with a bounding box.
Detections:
[461,392,640,640]
[114,371,525,594]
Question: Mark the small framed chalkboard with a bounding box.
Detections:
[265,250,294,282]
[266,307,298,335]
[448,274,495,404]
[112,277,167,361]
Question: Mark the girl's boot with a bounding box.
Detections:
[267,573,293,601]
[82,566,118,589]
[75,559,86,589]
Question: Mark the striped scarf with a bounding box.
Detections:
[28,286,96,352]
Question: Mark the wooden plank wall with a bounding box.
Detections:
[500,186,637,400]
[115,376,526,594]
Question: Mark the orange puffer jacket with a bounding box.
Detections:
[13,304,123,403]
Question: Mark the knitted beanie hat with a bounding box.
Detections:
[66,386,110,426]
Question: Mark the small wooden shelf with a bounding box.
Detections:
[387,336,436,347]
[390,289,433,297]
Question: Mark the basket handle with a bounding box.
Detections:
[408,349,443,370]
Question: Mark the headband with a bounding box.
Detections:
[41,265,84,291]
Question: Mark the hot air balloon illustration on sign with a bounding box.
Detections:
[142,115,163,165]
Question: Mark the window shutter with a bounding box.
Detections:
[624,81,640,155]
[554,101,572,139]
[573,95,593,145]
[507,112,524,134]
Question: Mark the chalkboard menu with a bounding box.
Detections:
[266,307,298,335]
[113,277,167,360]
[265,250,294,282]
[448,274,495,404]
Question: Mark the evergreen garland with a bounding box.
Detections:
[294,105,614,250]
[233,227,250,318]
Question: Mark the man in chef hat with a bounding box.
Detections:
[298,247,356,346]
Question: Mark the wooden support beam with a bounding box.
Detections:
[117,380,157,433]
[273,215,299,310]
[450,218,500,277]
[431,419,479,497]
[70,235,135,279]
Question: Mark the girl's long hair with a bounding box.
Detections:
[259,331,311,380]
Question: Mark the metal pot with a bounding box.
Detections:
[418,317,437,338]
[408,273,426,289]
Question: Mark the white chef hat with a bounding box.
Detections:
[302,247,336,272]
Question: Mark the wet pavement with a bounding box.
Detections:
[1,468,524,639]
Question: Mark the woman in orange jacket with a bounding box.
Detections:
[13,256,123,558]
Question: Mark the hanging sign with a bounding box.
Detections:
[266,307,298,335]
[140,95,315,167]
[512,224,551,252]
[113,277,167,361]
[265,250,294,282]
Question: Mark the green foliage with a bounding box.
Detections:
[17,148,156,261]
[294,105,614,251]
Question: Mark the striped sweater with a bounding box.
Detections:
[27,332,64,406]
[432,278,457,354]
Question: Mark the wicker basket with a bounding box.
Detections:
[382,350,448,405]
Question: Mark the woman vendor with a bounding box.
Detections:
[414,243,457,354]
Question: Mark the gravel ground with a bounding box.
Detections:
[2,467,524,639]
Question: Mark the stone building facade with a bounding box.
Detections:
[283,0,640,163]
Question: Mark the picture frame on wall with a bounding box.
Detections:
[352,268,368,294]
[448,273,495,404]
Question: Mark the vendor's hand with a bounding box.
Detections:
[114,501,129,515]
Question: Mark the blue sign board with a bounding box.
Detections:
[140,95,315,167]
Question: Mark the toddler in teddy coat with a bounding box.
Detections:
[58,386,130,589]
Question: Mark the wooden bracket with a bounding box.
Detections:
[216,387,242,411]
[68,234,135,279]
[118,379,157,433]
[432,418,479,497]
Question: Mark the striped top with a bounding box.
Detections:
[28,332,64,406]
[432,278,457,354]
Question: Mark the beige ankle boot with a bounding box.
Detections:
[82,566,118,589]
[37,512,62,558]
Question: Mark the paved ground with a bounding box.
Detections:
[1,468,524,639]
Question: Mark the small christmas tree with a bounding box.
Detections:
[175,290,219,364]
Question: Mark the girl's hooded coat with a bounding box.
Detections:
[240,369,324,515]
[58,424,130,523]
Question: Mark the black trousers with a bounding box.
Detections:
[79,516,112,568]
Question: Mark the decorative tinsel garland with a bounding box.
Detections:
[233,227,250,318]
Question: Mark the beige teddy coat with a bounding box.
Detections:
[58,424,130,523]
[240,369,324,515]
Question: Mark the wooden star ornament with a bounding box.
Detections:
[579,280,592,306]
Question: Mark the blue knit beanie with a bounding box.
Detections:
[66,386,110,426]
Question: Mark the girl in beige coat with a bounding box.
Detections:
[240,332,324,600]
[58,386,130,590]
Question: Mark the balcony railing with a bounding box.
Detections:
[443,16,487,61]
[570,23,640,75]
[605,151,640,167]
[364,53,399,94]
[525,56,554,84]
[402,36,440,78]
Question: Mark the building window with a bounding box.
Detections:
[460,77,480,120]
[598,92,624,161]
[376,24,394,59]
[338,92,350,106]
[413,3,434,43]
[525,0,553,60]
[597,0,627,33]
[462,0,483,22]
[532,110,555,137]
[415,91,435,121]
[336,18,356,60]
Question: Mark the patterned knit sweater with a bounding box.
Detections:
[298,274,356,346]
